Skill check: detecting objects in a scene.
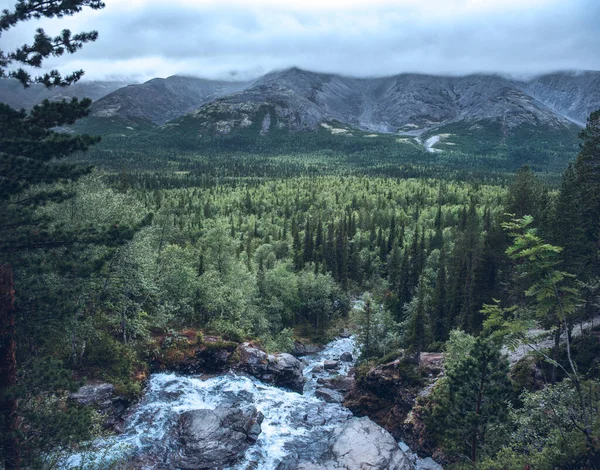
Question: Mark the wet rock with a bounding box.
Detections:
[172,405,263,469]
[238,343,305,393]
[417,457,444,470]
[317,375,355,393]
[70,382,131,431]
[311,364,324,373]
[297,417,414,469]
[196,347,233,371]
[324,360,339,370]
[293,341,323,356]
[316,387,344,404]
[339,329,352,338]
[339,352,353,362]
[344,356,444,458]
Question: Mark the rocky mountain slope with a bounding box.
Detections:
[87,75,252,126]
[520,71,600,126]
[0,78,132,110]
[179,68,598,138]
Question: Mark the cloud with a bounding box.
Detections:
[0,0,598,81]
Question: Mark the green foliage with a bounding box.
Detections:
[426,336,511,463]
[355,293,400,360]
[503,215,580,322]
[0,0,105,87]
[480,380,600,469]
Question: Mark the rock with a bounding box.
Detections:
[417,457,443,470]
[339,329,352,338]
[311,364,324,373]
[70,382,131,431]
[339,352,353,362]
[70,383,115,406]
[317,375,355,393]
[238,343,269,371]
[316,387,344,404]
[324,360,339,370]
[297,417,414,469]
[172,405,263,469]
[238,343,305,393]
[344,357,445,459]
[293,341,323,356]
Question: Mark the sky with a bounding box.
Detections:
[1,0,599,83]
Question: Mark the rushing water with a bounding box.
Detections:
[65,337,359,469]
[65,335,439,469]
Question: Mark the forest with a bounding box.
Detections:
[2,1,600,469]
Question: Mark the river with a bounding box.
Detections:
[64,337,437,469]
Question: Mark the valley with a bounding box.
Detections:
[2,2,600,467]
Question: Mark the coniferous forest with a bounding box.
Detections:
[1,1,600,469]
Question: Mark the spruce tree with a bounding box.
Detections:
[0,3,151,468]
[432,240,448,342]
[444,337,510,463]
[573,110,600,275]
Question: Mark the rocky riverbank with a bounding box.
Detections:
[343,352,446,460]
[65,336,441,469]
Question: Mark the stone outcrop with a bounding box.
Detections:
[296,417,414,470]
[237,343,305,393]
[315,387,344,404]
[339,351,353,362]
[70,382,130,431]
[172,405,263,469]
[343,355,443,456]
[293,341,323,356]
[317,375,355,393]
[155,335,305,393]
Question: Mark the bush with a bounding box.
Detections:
[81,332,146,398]
[207,319,246,342]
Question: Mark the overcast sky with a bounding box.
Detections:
[1,0,599,82]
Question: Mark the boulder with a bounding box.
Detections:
[343,357,444,458]
[324,360,339,370]
[317,375,355,393]
[70,383,115,407]
[315,387,344,404]
[70,382,130,431]
[172,405,263,469]
[311,364,324,373]
[339,329,352,338]
[339,352,353,362]
[195,346,234,371]
[238,343,305,393]
[297,417,414,469]
[417,457,444,470]
[293,341,323,356]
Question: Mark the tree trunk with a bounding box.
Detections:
[0,265,20,469]
[552,322,560,384]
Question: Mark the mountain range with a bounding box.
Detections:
[2,68,599,159]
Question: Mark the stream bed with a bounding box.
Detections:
[65,337,437,469]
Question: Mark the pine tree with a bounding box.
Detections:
[303,217,314,264]
[325,222,337,278]
[403,276,430,363]
[358,293,374,359]
[552,163,590,276]
[444,337,510,463]
[314,217,323,264]
[573,110,600,275]
[336,223,348,289]
[0,3,154,467]
[432,240,448,342]
[292,227,303,271]
[505,165,545,221]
